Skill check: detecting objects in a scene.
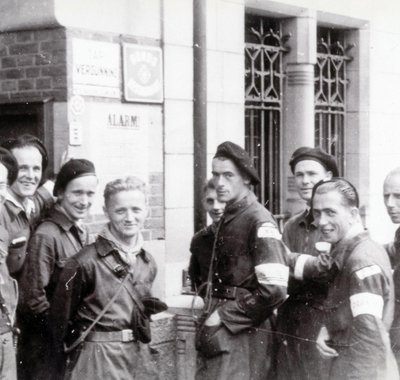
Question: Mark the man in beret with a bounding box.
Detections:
[195,141,289,380]
[275,146,338,380]
[0,148,20,380]
[18,159,98,380]
[0,134,55,279]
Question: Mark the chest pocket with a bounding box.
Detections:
[7,235,29,275]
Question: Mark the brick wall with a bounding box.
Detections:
[0,28,67,102]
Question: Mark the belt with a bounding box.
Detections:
[211,284,238,300]
[86,329,137,343]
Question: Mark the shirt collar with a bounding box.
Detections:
[332,230,369,270]
[297,209,317,229]
[50,204,76,231]
[222,191,257,223]
[5,191,35,218]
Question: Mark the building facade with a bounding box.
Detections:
[1,0,399,377]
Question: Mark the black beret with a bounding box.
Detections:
[0,148,18,185]
[2,134,48,171]
[214,141,260,185]
[54,159,96,196]
[289,146,339,177]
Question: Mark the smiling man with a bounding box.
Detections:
[50,176,166,379]
[1,134,54,278]
[311,179,398,380]
[189,179,225,296]
[18,159,97,380]
[195,141,289,380]
[276,146,338,380]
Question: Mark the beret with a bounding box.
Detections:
[214,141,260,185]
[0,148,18,185]
[2,134,48,171]
[289,146,339,177]
[54,159,96,196]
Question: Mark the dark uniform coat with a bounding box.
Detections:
[18,205,90,380]
[276,210,329,380]
[50,234,157,380]
[196,192,289,380]
[302,232,398,379]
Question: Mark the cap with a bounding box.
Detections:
[289,146,339,177]
[214,141,260,185]
[0,148,18,185]
[54,159,96,196]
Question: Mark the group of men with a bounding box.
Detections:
[0,134,165,380]
[190,141,400,380]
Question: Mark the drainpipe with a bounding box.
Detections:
[193,0,207,232]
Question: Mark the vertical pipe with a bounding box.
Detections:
[193,0,207,232]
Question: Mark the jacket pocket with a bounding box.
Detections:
[195,324,231,358]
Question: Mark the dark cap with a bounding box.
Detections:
[289,146,339,177]
[2,134,48,171]
[0,148,18,185]
[214,141,260,185]
[54,159,96,196]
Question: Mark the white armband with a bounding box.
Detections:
[294,254,313,280]
[350,292,384,319]
[255,263,289,287]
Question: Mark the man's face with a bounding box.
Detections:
[104,190,147,243]
[294,160,332,202]
[59,176,98,222]
[202,188,225,223]
[212,158,249,204]
[384,174,400,224]
[312,189,355,244]
[11,146,42,200]
[0,163,8,206]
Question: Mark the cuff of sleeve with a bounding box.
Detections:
[294,254,313,280]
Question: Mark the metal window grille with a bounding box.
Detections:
[315,27,351,174]
[245,15,288,215]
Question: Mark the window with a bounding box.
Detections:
[245,15,287,214]
[315,27,350,174]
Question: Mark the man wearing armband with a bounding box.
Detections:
[195,141,289,380]
[296,178,398,379]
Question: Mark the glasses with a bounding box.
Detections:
[311,177,360,208]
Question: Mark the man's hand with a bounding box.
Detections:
[204,310,221,326]
[316,326,339,358]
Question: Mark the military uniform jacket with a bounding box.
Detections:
[322,232,397,379]
[210,191,289,333]
[283,209,328,304]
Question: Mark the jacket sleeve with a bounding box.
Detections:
[32,181,55,223]
[49,258,86,351]
[218,221,289,334]
[188,238,202,292]
[20,230,57,315]
[334,264,389,379]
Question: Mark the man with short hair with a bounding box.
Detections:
[276,146,338,379]
[189,179,225,296]
[0,148,20,380]
[310,179,397,379]
[382,168,400,369]
[18,159,98,380]
[195,141,289,380]
[50,176,166,379]
[1,134,54,278]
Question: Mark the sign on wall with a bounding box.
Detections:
[123,44,163,103]
[72,39,120,98]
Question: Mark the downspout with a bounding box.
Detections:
[193,0,207,232]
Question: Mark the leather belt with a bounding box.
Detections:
[86,329,137,343]
[211,284,238,300]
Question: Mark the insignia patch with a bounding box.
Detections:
[355,265,381,280]
[257,222,281,240]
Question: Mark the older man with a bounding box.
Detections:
[308,179,398,379]
[276,146,338,380]
[18,159,98,380]
[50,176,166,379]
[189,178,225,296]
[383,168,400,369]
[195,141,289,380]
